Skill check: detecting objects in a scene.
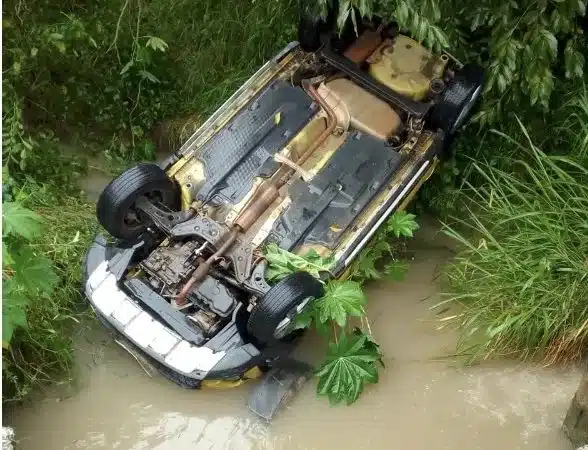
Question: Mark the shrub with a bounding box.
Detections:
[328,0,587,124]
[440,112,588,362]
[2,184,98,402]
[2,0,297,163]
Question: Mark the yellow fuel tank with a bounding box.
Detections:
[367,35,448,101]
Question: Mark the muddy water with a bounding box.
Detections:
[7,227,580,450]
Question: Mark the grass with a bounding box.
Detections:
[557,84,588,164]
[440,111,588,363]
[128,0,299,146]
[2,187,98,402]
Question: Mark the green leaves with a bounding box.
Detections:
[145,36,168,53]
[2,279,31,346]
[316,330,383,405]
[392,0,448,51]
[564,40,585,79]
[2,202,42,241]
[347,211,417,283]
[538,29,558,60]
[315,280,366,327]
[386,211,419,238]
[264,243,334,282]
[12,247,58,296]
[2,200,58,347]
[385,260,409,281]
[139,70,161,84]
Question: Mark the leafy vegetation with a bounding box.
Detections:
[2,184,98,402]
[3,0,297,165]
[316,330,384,405]
[440,110,588,363]
[264,211,418,404]
[264,244,335,282]
[2,203,58,346]
[327,0,586,123]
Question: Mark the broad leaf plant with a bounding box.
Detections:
[264,211,418,404]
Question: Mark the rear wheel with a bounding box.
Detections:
[247,272,324,344]
[430,64,484,136]
[96,163,180,240]
[298,0,336,51]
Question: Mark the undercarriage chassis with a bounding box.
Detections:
[84,17,483,395]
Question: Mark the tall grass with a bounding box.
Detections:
[441,109,588,363]
[557,84,588,164]
[147,0,297,118]
[2,187,98,402]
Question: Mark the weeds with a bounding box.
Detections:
[2,182,98,403]
[264,212,418,404]
[440,117,588,363]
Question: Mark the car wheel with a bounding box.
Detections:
[247,272,324,344]
[298,0,336,52]
[430,64,484,137]
[97,163,180,240]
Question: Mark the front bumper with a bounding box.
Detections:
[83,237,265,383]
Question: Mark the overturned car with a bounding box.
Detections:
[84,15,483,401]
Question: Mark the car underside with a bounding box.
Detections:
[85,18,483,390]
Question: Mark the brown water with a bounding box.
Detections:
[7,224,580,450]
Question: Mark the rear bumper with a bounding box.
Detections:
[83,237,265,383]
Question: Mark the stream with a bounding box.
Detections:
[6,220,581,450]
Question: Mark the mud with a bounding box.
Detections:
[7,222,581,450]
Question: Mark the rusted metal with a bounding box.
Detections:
[234,182,279,232]
[343,27,383,63]
[176,79,337,307]
[367,36,448,101]
[429,78,446,96]
[233,78,337,229]
[175,227,240,306]
[188,309,222,336]
[270,79,337,189]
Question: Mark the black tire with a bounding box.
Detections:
[97,163,179,240]
[430,64,484,136]
[298,1,336,52]
[247,272,324,344]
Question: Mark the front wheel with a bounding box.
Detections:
[96,163,180,240]
[247,272,324,344]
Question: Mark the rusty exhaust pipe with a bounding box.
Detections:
[175,80,337,307]
[175,226,240,306]
[343,26,384,64]
[233,79,337,227]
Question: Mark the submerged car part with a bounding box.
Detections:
[86,24,484,396]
